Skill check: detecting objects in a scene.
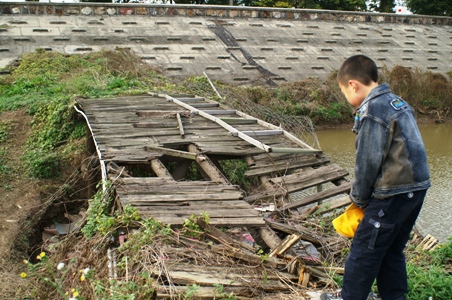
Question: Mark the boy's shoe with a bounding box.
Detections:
[367,292,382,300]
[320,291,381,300]
[320,291,342,300]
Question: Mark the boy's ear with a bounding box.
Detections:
[348,80,359,92]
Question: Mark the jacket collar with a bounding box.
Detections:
[358,83,391,110]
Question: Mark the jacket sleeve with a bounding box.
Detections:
[350,116,388,208]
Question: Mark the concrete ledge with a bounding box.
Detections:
[1,3,452,26]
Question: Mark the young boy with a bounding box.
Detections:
[321,55,431,300]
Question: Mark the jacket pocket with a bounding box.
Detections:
[368,218,395,250]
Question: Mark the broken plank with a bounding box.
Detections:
[144,146,196,160]
[269,234,301,258]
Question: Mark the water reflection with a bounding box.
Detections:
[316,123,452,242]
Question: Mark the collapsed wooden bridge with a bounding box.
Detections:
[75,93,353,298]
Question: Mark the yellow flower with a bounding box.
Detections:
[23,259,29,264]
[80,274,85,282]
[20,272,27,278]
[72,291,79,297]
[71,288,75,292]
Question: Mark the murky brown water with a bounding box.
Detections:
[316,123,452,243]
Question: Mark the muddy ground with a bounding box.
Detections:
[0,109,91,297]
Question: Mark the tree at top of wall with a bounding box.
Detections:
[406,0,451,16]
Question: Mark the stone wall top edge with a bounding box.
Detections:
[1,3,451,24]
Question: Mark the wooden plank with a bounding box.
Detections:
[270,164,348,185]
[135,209,260,218]
[200,109,237,115]
[319,195,351,213]
[245,156,330,177]
[133,122,178,128]
[220,118,258,125]
[146,215,265,226]
[175,97,205,102]
[241,130,284,136]
[191,103,220,108]
[282,169,348,194]
[280,182,352,211]
[152,269,288,289]
[118,193,243,202]
[118,182,239,193]
[135,110,186,117]
[118,200,252,209]
[200,148,266,156]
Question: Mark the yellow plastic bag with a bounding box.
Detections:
[332,203,365,238]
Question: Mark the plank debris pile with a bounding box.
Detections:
[76,93,354,298]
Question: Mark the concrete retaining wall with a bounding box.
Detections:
[1,3,451,84]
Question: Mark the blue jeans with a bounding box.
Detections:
[341,190,427,300]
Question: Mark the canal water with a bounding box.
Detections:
[316,122,452,243]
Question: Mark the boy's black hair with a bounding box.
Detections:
[337,55,378,86]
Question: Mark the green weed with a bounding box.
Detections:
[81,182,116,238]
[406,238,452,300]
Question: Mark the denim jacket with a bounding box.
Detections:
[350,83,431,208]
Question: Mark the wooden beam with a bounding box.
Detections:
[188,144,231,184]
[176,113,185,138]
[150,159,174,179]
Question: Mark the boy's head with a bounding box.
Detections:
[337,55,379,107]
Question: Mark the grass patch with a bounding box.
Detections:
[406,238,452,299]
[0,49,174,178]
